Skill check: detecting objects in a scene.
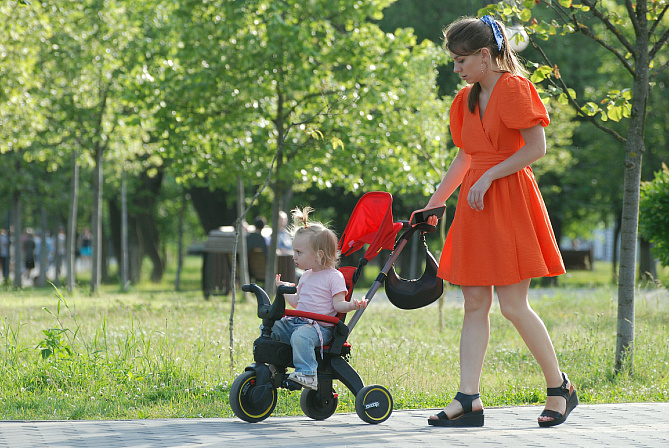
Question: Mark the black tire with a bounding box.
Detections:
[300,388,339,421]
[354,384,393,424]
[229,370,277,423]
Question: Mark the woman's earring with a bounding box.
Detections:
[481,62,485,73]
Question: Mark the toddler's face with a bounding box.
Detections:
[292,234,321,271]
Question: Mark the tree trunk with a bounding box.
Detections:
[11,190,22,289]
[67,149,79,292]
[36,206,48,287]
[265,195,280,297]
[638,238,657,283]
[101,219,109,283]
[109,200,143,285]
[121,171,129,291]
[615,17,650,373]
[237,178,250,289]
[175,189,186,291]
[266,90,287,297]
[91,142,103,293]
[188,186,236,233]
[129,223,142,284]
[616,148,642,374]
[612,209,622,283]
[135,169,165,283]
[136,211,164,282]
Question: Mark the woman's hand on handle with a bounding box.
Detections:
[412,205,444,226]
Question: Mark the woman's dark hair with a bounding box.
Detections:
[444,17,527,113]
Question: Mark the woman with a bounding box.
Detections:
[415,16,578,428]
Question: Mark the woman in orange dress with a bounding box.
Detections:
[414,16,577,428]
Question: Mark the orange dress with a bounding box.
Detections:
[438,72,565,286]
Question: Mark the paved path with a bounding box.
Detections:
[1,403,667,448]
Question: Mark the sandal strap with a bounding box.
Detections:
[546,372,570,400]
[454,392,480,414]
[539,409,563,420]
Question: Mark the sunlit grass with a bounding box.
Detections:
[0,256,667,420]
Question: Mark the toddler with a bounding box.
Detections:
[272,206,367,390]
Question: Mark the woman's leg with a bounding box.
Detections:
[430,285,493,419]
[495,279,570,420]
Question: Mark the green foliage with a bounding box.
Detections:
[3,0,668,290]
[153,0,452,197]
[478,0,669,247]
[35,288,78,360]
[482,0,654,128]
[640,164,669,267]
[36,328,73,360]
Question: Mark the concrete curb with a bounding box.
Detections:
[1,403,668,447]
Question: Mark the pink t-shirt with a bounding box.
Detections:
[295,268,347,317]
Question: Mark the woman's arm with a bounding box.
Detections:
[467,124,546,211]
[413,149,471,226]
[426,148,471,209]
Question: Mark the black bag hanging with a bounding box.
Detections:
[385,236,444,310]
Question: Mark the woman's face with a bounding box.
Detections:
[449,50,483,84]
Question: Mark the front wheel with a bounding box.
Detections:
[355,384,393,424]
[300,388,338,420]
[229,370,277,423]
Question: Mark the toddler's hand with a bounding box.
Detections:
[275,274,295,287]
[351,299,367,311]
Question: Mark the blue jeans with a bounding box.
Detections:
[269,318,334,376]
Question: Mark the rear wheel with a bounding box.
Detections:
[229,370,277,423]
[300,388,338,420]
[355,384,393,424]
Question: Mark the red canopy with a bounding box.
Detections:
[338,191,403,262]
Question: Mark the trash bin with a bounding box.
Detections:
[201,225,297,299]
[202,227,240,300]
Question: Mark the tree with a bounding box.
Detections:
[155,0,452,293]
[0,1,53,288]
[489,0,669,373]
[38,0,175,291]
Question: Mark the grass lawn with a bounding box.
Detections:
[0,256,667,420]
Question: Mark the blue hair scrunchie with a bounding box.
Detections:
[480,15,504,51]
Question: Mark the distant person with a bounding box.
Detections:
[414,16,576,429]
[34,231,42,265]
[247,216,269,255]
[22,229,36,281]
[79,228,92,268]
[0,229,9,283]
[276,210,293,255]
[56,228,66,279]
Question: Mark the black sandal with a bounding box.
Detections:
[538,372,579,427]
[427,392,484,427]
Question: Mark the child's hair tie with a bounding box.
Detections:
[292,206,314,229]
[480,15,504,51]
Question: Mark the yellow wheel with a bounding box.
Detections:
[229,370,277,423]
[355,384,393,424]
[300,388,338,420]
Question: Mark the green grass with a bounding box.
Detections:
[556,259,669,289]
[0,256,667,420]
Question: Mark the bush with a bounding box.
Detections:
[639,163,669,267]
